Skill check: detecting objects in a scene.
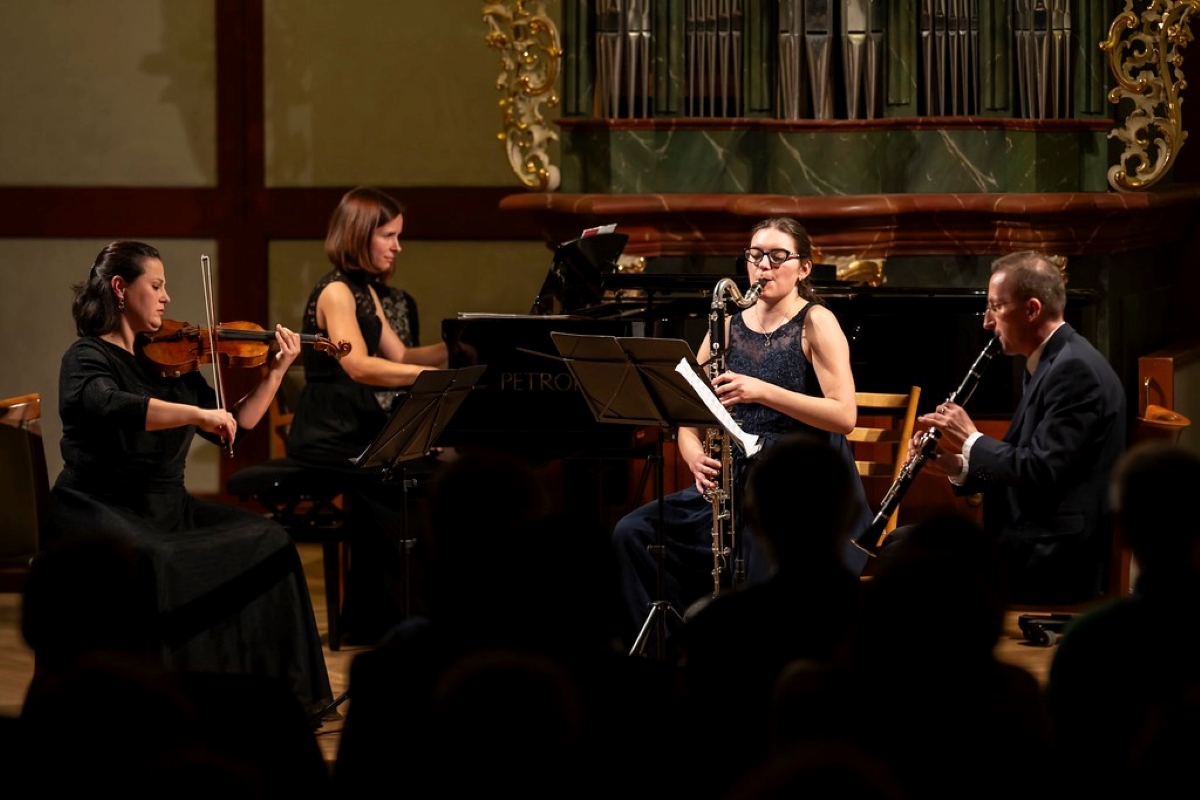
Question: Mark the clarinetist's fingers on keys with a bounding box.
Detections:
[924,451,960,478]
[859,337,999,556]
[923,402,957,424]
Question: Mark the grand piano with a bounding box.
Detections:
[437,231,1095,525]
[438,232,723,463]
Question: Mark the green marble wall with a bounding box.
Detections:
[560,126,1111,194]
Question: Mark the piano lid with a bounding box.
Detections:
[531,229,854,319]
[530,231,629,315]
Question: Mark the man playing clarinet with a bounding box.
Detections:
[881,250,1126,606]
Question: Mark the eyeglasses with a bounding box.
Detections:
[984,299,1017,315]
[744,248,802,266]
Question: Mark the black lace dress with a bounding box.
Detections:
[287,270,420,465]
[43,337,333,712]
[286,270,434,641]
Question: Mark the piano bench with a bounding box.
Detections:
[227,458,352,651]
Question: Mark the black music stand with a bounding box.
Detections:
[354,364,486,616]
[308,365,484,725]
[551,332,721,659]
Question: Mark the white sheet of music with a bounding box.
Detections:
[674,358,762,457]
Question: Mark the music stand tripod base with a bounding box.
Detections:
[550,332,720,659]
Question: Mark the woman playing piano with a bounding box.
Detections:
[286,186,448,645]
[611,216,873,652]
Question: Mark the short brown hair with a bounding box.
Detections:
[324,187,405,279]
[991,250,1066,318]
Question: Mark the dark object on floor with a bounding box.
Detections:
[1018,613,1073,646]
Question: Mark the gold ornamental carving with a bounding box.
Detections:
[1103,0,1200,191]
[832,257,886,287]
[483,1,562,191]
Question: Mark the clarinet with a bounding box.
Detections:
[705,277,765,596]
[853,335,1001,557]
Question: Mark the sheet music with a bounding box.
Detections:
[674,358,761,457]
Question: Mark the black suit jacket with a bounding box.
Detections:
[959,323,1126,604]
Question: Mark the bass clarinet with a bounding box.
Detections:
[705,277,765,596]
[853,335,1001,557]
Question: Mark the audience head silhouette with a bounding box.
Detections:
[725,738,909,800]
[852,512,1008,665]
[424,445,623,650]
[771,512,1051,800]
[1108,440,1200,580]
[428,446,553,537]
[21,531,157,680]
[743,429,862,569]
[426,447,554,606]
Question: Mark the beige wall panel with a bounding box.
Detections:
[0,238,222,494]
[269,238,555,346]
[263,0,560,187]
[0,0,216,186]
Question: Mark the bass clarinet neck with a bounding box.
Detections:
[711,278,766,311]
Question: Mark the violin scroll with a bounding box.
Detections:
[314,337,352,359]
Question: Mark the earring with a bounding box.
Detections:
[117,297,125,312]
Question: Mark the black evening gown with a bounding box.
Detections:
[287,270,437,636]
[42,337,332,712]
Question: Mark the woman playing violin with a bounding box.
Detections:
[40,240,334,717]
[287,187,448,644]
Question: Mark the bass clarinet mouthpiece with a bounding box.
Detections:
[741,279,766,306]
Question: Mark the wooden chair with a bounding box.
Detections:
[849,387,922,540]
[0,393,49,594]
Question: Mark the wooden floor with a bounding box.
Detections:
[0,543,1061,770]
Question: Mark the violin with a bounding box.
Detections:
[138,318,351,377]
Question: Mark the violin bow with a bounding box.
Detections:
[200,254,233,456]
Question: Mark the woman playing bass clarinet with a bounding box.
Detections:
[610,216,874,654]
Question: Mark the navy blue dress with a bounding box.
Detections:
[611,303,872,648]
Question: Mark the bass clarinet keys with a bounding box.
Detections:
[705,277,765,597]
